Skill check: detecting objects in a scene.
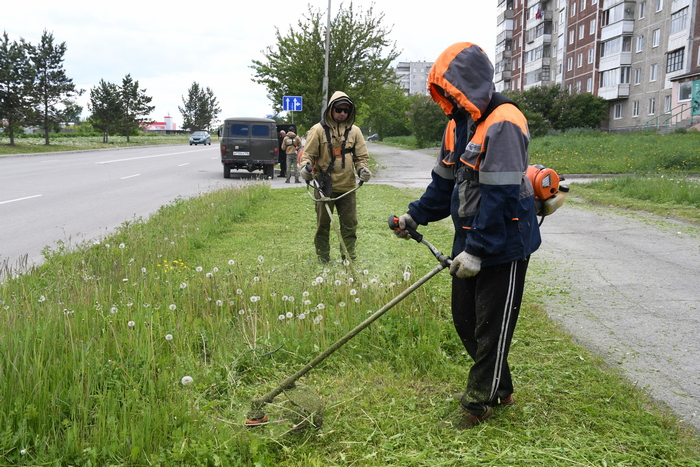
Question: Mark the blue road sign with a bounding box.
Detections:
[283,96,303,112]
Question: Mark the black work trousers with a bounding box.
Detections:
[451,257,529,417]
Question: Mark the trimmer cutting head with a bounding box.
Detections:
[245,384,324,430]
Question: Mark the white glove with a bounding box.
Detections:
[300,165,313,181]
[449,251,481,278]
[359,168,372,182]
[393,213,417,240]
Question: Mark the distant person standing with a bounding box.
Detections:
[282,126,302,183]
[277,130,287,178]
[300,91,371,263]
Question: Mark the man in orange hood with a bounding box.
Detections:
[394,43,541,429]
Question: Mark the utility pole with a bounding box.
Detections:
[321,0,331,120]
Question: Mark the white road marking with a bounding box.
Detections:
[121,174,141,180]
[178,163,190,167]
[95,148,211,165]
[0,194,43,205]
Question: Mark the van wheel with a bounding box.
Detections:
[263,164,274,179]
[223,163,231,178]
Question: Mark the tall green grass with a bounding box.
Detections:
[1,183,699,465]
[0,134,192,154]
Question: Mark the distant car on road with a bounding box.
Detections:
[189,131,211,145]
[367,134,379,141]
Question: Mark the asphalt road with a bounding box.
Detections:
[368,143,700,434]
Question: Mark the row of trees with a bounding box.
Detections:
[1,29,222,146]
[251,3,609,146]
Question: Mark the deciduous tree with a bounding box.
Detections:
[250,2,399,131]
[88,79,122,143]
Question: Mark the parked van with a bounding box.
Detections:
[220,117,278,179]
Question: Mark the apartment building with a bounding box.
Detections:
[495,0,700,132]
[395,61,434,96]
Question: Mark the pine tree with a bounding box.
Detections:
[0,31,35,145]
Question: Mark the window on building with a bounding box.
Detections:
[648,98,656,115]
[567,57,573,71]
[581,0,586,10]
[652,29,660,47]
[679,82,692,100]
[639,1,646,18]
[590,19,596,35]
[579,25,585,39]
[666,48,684,73]
[578,53,583,67]
[571,3,576,16]
[664,95,672,113]
[636,35,644,52]
[655,0,663,12]
[634,68,642,84]
[650,63,658,81]
[588,48,594,64]
[633,101,639,117]
[670,8,688,34]
[587,77,593,92]
[592,0,597,4]
[614,104,623,119]
[620,66,630,83]
[569,30,575,44]
[576,81,582,92]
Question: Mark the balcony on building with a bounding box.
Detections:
[598,83,630,100]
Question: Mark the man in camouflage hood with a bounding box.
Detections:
[393,43,541,428]
[300,91,371,263]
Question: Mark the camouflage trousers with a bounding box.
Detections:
[314,191,357,263]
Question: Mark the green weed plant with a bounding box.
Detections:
[1,183,699,465]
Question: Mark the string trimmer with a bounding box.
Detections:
[244,215,451,429]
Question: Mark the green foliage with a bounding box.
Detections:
[0,31,35,145]
[407,93,446,148]
[119,74,155,142]
[88,79,122,143]
[361,82,410,139]
[506,84,608,134]
[29,30,82,145]
[178,82,221,132]
[250,2,400,130]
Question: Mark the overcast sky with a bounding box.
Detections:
[6,1,497,127]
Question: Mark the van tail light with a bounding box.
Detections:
[273,147,278,156]
[221,145,226,155]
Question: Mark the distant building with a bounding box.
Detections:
[494,0,700,132]
[395,61,434,96]
[144,115,177,131]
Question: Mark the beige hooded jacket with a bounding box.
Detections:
[300,91,369,193]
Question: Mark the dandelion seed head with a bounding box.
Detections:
[348,277,354,283]
[228,260,235,265]
[286,312,293,319]
[316,303,325,310]
[216,300,223,306]
[253,276,260,282]
[110,307,118,314]
[350,289,357,295]
[169,304,177,311]
[180,282,187,289]
[212,267,219,272]
[181,376,194,385]
[165,334,173,341]
[315,276,324,283]
[119,243,125,249]
[343,260,350,266]
[196,266,203,272]
[334,280,342,286]
[298,313,306,319]
[363,269,369,275]
[38,295,46,302]
[304,299,311,305]
[302,291,310,297]
[206,272,213,278]
[141,267,147,273]
[355,298,361,303]
[128,320,135,327]
[20,449,27,456]
[311,280,318,286]
[339,302,346,307]
[282,295,289,301]
[238,309,245,315]
[236,288,243,295]
[288,296,295,302]
[403,271,411,281]
[278,314,285,320]
[257,255,264,262]
[250,296,260,303]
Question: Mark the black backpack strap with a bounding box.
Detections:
[320,121,352,171]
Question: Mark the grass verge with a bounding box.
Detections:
[1,183,699,465]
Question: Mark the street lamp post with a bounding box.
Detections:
[321,0,331,120]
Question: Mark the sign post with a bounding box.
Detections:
[283,96,303,123]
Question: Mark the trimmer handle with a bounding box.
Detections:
[388,215,423,242]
